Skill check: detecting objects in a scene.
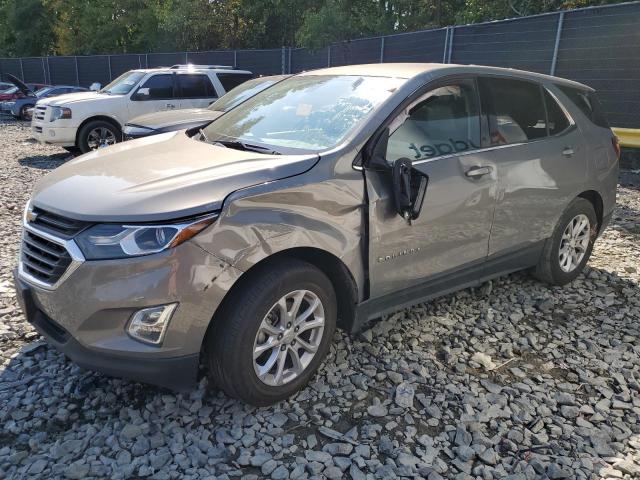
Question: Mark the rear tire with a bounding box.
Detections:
[77,119,121,153]
[533,197,597,286]
[207,259,336,406]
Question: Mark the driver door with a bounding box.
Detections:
[365,78,498,298]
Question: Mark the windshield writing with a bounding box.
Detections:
[201,75,405,153]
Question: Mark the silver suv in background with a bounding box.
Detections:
[14,64,618,405]
[123,75,288,140]
[31,65,253,153]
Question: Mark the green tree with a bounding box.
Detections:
[0,0,55,56]
[47,0,158,55]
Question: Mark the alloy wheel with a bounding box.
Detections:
[558,213,590,273]
[253,290,325,386]
[87,127,117,150]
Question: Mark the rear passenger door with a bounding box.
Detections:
[477,76,586,258]
[176,74,217,109]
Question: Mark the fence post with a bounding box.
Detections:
[233,50,237,68]
[327,45,331,67]
[19,58,25,81]
[281,46,286,74]
[107,55,112,81]
[288,47,292,74]
[380,37,385,63]
[447,27,455,63]
[41,57,46,84]
[74,56,80,86]
[550,11,565,76]
[442,27,449,63]
[45,57,50,84]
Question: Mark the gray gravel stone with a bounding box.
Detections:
[1,120,639,480]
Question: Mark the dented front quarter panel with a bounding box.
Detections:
[194,149,368,302]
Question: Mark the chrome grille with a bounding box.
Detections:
[34,106,47,121]
[29,208,90,239]
[21,231,72,285]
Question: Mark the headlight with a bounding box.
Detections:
[75,213,218,260]
[50,106,72,122]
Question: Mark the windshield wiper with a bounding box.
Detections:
[213,139,281,155]
[199,128,211,143]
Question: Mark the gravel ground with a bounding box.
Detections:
[1,118,639,480]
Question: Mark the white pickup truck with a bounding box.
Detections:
[31,65,253,153]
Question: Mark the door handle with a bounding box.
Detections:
[166,103,176,109]
[465,165,492,178]
[562,147,575,157]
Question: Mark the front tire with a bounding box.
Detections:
[533,197,598,285]
[207,259,337,406]
[19,104,34,120]
[77,120,121,153]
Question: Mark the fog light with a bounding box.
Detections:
[127,303,178,345]
[48,130,56,137]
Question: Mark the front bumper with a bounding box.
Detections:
[31,121,77,146]
[14,271,199,391]
[13,239,243,391]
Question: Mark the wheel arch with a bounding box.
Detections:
[577,190,604,232]
[203,247,359,352]
[75,115,122,146]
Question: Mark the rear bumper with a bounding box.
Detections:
[13,270,200,391]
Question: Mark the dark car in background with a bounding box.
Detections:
[123,75,288,139]
[0,78,49,101]
[0,81,15,92]
[1,84,88,120]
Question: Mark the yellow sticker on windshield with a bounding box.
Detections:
[296,103,312,117]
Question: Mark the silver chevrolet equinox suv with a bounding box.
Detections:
[14,63,619,405]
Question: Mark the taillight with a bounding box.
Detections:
[612,135,621,159]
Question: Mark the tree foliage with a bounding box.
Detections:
[0,0,629,56]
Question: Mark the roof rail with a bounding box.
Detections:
[169,64,235,70]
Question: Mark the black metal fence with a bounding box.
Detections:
[2,1,639,127]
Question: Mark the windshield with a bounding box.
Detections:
[35,87,53,97]
[100,71,146,95]
[208,78,279,113]
[200,75,405,153]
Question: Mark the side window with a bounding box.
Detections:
[216,73,253,93]
[544,90,570,135]
[138,74,174,100]
[177,74,215,98]
[386,81,481,162]
[479,77,547,145]
[557,85,610,128]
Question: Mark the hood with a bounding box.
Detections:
[7,74,35,98]
[127,108,221,130]
[39,91,117,107]
[32,131,319,222]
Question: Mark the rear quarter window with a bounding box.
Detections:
[216,73,254,93]
[557,85,610,128]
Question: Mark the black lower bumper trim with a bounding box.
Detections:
[13,270,200,392]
